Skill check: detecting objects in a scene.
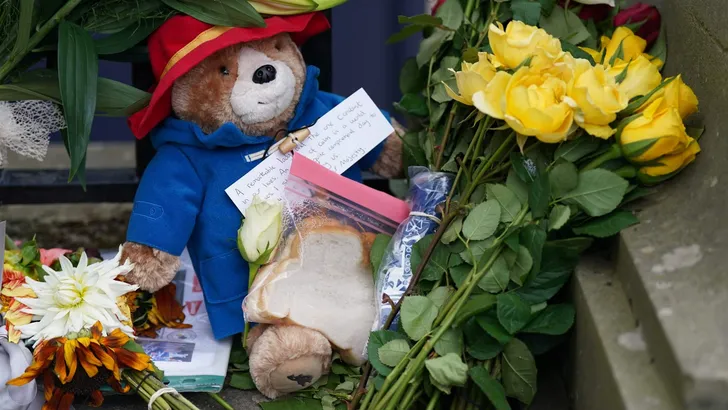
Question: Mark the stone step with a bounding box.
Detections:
[610,0,728,408]
[570,254,679,410]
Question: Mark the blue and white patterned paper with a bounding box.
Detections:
[372,167,454,331]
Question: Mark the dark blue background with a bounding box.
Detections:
[53,0,423,144]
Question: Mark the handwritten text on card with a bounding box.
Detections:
[225,88,393,215]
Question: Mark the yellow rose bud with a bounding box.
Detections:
[607,54,662,100]
[601,27,647,64]
[619,97,691,163]
[644,74,699,119]
[568,59,629,139]
[488,21,562,70]
[444,55,498,106]
[638,138,701,184]
[474,65,575,143]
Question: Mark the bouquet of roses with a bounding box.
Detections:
[342,0,703,409]
[1,236,200,410]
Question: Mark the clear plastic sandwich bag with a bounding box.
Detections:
[241,154,410,366]
[371,167,454,332]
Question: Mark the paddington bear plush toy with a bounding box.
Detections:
[121,12,403,398]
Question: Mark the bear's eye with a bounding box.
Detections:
[219,66,230,76]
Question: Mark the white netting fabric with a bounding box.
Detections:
[0,100,67,168]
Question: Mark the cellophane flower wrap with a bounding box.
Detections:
[242,154,410,366]
[371,167,453,332]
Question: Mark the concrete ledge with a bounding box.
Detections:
[613,1,728,408]
[570,255,678,410]
[1,203,132,248]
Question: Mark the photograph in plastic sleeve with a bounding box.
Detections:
[242,154,410,367]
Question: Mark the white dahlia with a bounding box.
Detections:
[15,246,138,346]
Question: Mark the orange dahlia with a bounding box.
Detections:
[1,267,36,342]
[7,322,154,410]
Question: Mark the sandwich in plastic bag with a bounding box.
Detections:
[242,154,410,366]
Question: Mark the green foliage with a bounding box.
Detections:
[401,296,439,341]
[370,233,392,276]
[502,339,538,405]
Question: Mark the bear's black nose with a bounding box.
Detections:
[253,65,277,84]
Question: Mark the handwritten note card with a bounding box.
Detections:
[225,88,394,215]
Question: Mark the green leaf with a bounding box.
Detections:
[516,246,579,304]
[538,0,557,16]
[396,93,429,116]
[647,25,667,71]
[335,381,355,392]
[469,367,512,410]
[476,312,512,345]
[428,286,454,309]
[401,296,439,340]
[572,210,639,238]
[367,330,406,376]
[402,131,427,167]
[425,353,468,394]
[478,252,510,293]
[510,153,537,183]
[507,169,529,204]
[457,294,497,326]
[435,0,464,29]
[555,136,601,163]
[460,238,495,265]
[387,24,425,44]
[522,304,575,335]
[549,162,579,197]
[378,339,411,367]
[399,58,426,94]
[547,237,594,255]
[435,327,464,356]
[161,0,265,27]
[441,216,463,244]
[548,205,571,231]
[463,200,501,240]
[370,234,392,275]
[507,247,533,286]
[511,0,542,26]
[417,29,453,67]
[58,21,98,183]
[528,173,550,219]
[229,372,256,390]
[398,14,443,27]
[562,170,629,217]
[519,225,546,278]
[464,318,503,360]
[95,19,165,55]
[13,0,33,55]
[450,264,472,289]
[487,184,522,223]
[497,294,532,334]
[539,6,591,45]
[561,41,596,64]
[96,77,151,116]
[502,339,538,405]
[411,235,450,282]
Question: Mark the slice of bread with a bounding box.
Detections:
[243,219,376,366]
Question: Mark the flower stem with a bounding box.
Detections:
[466,117,490,179]
[208,393,234,410]
[582,144,623,170]
[463,131,516,201]
[435,104,458,171]
[0,0,84,83]
[425,391,441,410]
[242,263,261,349]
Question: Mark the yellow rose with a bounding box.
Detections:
[619,97,691,163]
[488,21,562,70]
[607,54,662,100]
[600,27,647,64]
[473,65,575,143]
[568,59,629,139]
[644,74,699,119]
[638,138,701,184]
[444,53,497,105]
[580,46,603,64]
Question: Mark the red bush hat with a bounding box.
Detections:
[127,12,330,139]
